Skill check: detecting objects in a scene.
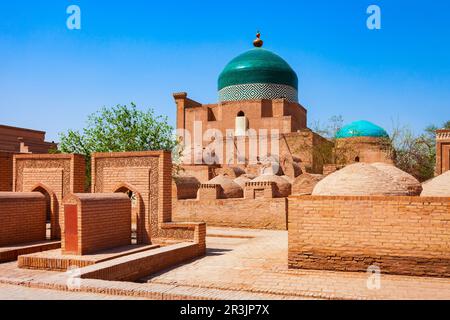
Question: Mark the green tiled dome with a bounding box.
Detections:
[218,36,299,103]
[336,120,389,139]
[218,48,298,91]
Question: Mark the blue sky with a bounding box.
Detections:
[1,0,449,141]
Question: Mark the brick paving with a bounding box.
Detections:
[0,227,449,300]
[143,228,450,300]
[0,283,144,300]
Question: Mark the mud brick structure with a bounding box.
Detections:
[0,124,56,154]
[63,193,131,255]
[0,192,46,246]
[0,152,13,191]
[436,129,450,175]
[91,151,206,251]
[173,197,287,230]
[288,195,450,277]
[244,181,276,199]
[13,154,86,239]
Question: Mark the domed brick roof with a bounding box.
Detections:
[421,171,450,197]
[312,163,422,196]
[207,175,243,198]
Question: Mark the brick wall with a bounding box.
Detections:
[63,193,131,255]
[79,242,203,282]
[0,152,13,191]
[0,124,56,154]
[13,154,86,239]
[173,198,287,230]
[0,192,46,246]
[288,195,450,277]
[91,151,206,252]
[436,129,450,175]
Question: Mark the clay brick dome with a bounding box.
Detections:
[234,175,255,188]
[208,175,243,198]
[292,173,324,195]
[252,174,292,197]
[421,171,450,197]
[173,175,201,200]
[371,162,423,195]
[312,163,422,196]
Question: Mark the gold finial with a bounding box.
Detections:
[253,31,263,47]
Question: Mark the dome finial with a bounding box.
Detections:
[253,31,263,47]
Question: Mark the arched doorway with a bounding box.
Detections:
[114,183,146,245]
[31,184,58,240]
[235,111,248,136]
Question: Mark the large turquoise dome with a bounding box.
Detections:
[336,120,389,139]
[218,36,298,103]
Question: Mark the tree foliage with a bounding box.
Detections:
[391,120,450,182]
[58,103,178,189]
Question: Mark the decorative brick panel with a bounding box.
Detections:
[91,151,206,250]
[436,129,450,175]
[13,154,86,239]
[288,195,450,277]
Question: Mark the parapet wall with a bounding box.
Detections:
[173,198,287,230]
[288,195,450,277]
[0,192,46,246]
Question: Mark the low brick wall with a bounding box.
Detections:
[288,195,450,277]
[173,198,287,230]
[63,193,131,255]
[79,242,202,282]
[0,192,46,246]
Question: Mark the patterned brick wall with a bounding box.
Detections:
[0,192,46,246]
[173,198,288,230]
[91,151,206,249]
[436,129,450,175]
[288,195,450,277]
[13,154,86,239]
[0,152,13,191]
[63,193,131,255]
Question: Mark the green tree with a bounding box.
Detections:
[391,120,450,182]
[58,103,178,189]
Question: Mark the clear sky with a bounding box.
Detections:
[1,0,449,141]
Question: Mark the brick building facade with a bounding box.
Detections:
[436,129,450,175]
[13,154,86,239]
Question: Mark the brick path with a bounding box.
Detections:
[143,228,450,300]
[0,283,144,300]
[0,227,449,300]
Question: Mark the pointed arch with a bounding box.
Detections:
[31,183,59,240]
[112,182,147,244]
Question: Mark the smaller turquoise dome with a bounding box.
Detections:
[336,120,389,139]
